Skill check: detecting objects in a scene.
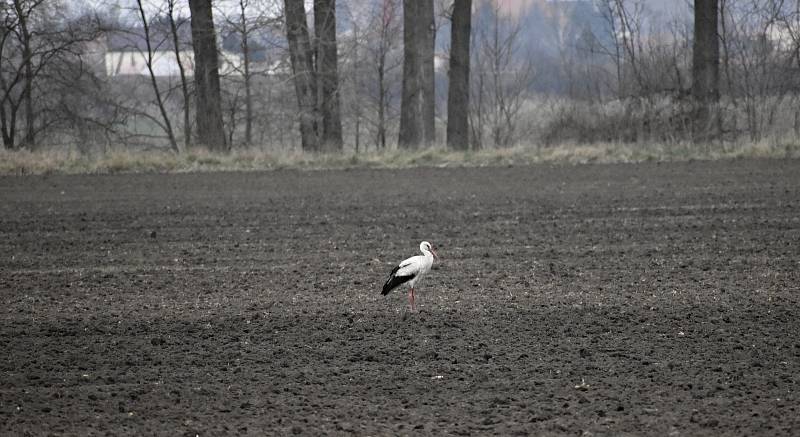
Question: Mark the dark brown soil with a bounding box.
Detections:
[1,160,799,436]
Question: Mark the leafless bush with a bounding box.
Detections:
[469,0,535,149]
[0,0,109,150]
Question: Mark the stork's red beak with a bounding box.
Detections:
[431,248,438,259]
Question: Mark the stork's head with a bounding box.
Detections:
[420,241,438,259]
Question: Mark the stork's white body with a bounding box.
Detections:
[382,241,438,311]
[396,252,434,289]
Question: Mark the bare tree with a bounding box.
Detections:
[771,0,800,137]
[594,0,625,98]
[135,0,179,153]
[236,0,254,146]
[419,0,435,146]
[0,0,28,149]
[717,0,798,141]
[446,0,471,150]
[218,0,275,147]
[0,0,101,150]
[188,0,228,151]
[8,0,800,156]
[166,0,192,150]
[339,0,403,151]
[341,9,363,152]
[283,0,319,151]
[693,0,720,140]
[592,0,648,98]
[469,0,534,148]
[11,0,34,147]
[399,0,435,149]
[359,0,403,149]
[314,0,342,151]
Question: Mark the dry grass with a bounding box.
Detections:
[1,141,798,175]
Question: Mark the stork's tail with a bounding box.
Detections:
[382,266,413,295]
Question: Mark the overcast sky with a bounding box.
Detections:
[76,0,690,19]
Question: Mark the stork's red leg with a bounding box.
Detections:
[411,288,416,311]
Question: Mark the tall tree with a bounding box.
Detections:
[314,0,343,151]
[219,0,276,147]
[446,0,471,150]
[692,0,720,141]
[399,0,435,149]
[469,0,533,149]
[0,0,100,150]
[11,0,34,147]
[372,0,401,149]
[419,0,435,146]
[236,0,254,146]
[136,0,179,153]
[167,0,192,150]
[284,0,320,151]
[188,0,227,152]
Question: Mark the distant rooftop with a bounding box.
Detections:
[105,21,193,52]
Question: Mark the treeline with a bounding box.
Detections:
[1,0,799,154]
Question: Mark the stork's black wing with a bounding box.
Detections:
[381,265,416,295]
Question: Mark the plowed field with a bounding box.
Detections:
[1,160,799,435]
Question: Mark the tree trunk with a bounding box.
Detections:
[399,0,421,149]
[0,103,15,150]
[692,0,720,142]
[399,0,435,149]
[284,0,320,152]
[239,0,253,146]
[420,0,435,146]
[22,40,33,148]
[189,0,228,152]
[314,0,343,152]
[376,0,394,150]
[242,30,253,147]
[377,55,387,148]
[446,0,471,150]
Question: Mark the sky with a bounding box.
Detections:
[75,0,690,21]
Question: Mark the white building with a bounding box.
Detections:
[104,50,261,77]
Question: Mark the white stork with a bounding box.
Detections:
[382,241,438,311]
